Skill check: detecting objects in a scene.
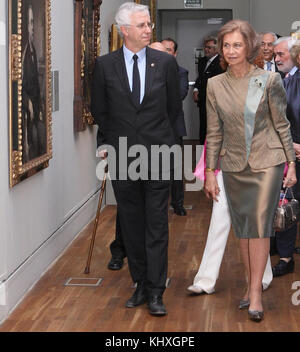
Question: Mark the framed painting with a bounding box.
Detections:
[8,0,52,187]
[134,0,157,41]
[109,24,123,52]
[74,0,102,132]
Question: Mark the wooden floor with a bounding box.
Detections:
[1,189,300,332]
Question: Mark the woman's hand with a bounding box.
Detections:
[204,171,220,202]
[283,162,297,188]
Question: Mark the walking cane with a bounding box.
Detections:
[84,163,108,274]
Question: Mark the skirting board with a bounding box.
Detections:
[0,189,101,325]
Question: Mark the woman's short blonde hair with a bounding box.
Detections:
[290,42,300,68]
[217,20,261,64]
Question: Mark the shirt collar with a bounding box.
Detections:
[289,66,298,76]
[264,58,274,64]
[123,45,146,62]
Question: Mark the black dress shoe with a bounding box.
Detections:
[148,295,167,316]
[294,247,300,254]
[107,256,124,270]
[272,259,295,277]
[126,284,148,308]
[173,206,187,216]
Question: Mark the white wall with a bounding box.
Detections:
[0,0,126,323]
[157,0,300,36]
[157,0,250,21]
[250,0,300,36]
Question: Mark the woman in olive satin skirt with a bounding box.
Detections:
[204,20,296,321]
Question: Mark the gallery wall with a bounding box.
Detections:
[250,0,300,36]
[0,0,124,323]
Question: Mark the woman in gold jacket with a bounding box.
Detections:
[204,20,296,322]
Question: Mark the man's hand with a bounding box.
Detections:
[28,99,34,121]
[96,149,108,159]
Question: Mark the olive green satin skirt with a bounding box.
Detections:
[222,163,285,239]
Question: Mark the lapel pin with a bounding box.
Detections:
[151,63,155,67]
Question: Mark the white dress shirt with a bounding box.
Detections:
[263,58,276,72]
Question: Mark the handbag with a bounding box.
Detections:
[273,187,300,232]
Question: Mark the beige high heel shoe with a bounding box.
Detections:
[248,309,264,322]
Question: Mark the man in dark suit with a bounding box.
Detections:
[106,39,188,271]
[91,2,180,316]
[260,32,283,75]
[272,37,299,277]
[193,36,224,144]
[161,37,189,216]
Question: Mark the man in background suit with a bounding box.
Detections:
[161,37,189,216]
[91,2,180,316]
[272,36,299,277]
[193,36,224,144]
[260,32,284,76]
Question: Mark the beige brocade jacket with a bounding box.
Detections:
[205,67,295,172]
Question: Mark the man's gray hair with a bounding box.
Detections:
[115,2,149,37]
[274,36,297,51]
[261,31,278,43]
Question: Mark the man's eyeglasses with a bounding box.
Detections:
[204,45,215,50]
[127,22,155,30]
[261,42,274,48]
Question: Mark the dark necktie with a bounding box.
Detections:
[132,54,140,105]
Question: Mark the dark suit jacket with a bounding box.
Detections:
[92,46,181,168]
[194,55,224,107]
[284,69,300,143]
[283,68,300,197]
[176,65,189,137]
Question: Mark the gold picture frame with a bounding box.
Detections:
[74,0,102,132]
[109,24,123,52]
[8,0,52,187]
[135,0,157,41]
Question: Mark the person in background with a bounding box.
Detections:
[260,31,283,75]
[161,37,189,216]
[274,36,297,77]
[204,20,296,322]
[193,36,224,144]
[272,38,300,277]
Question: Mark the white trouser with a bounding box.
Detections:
[193,171,273,293]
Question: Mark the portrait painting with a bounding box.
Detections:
[74,0,102,132]
[8,0,52,187]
